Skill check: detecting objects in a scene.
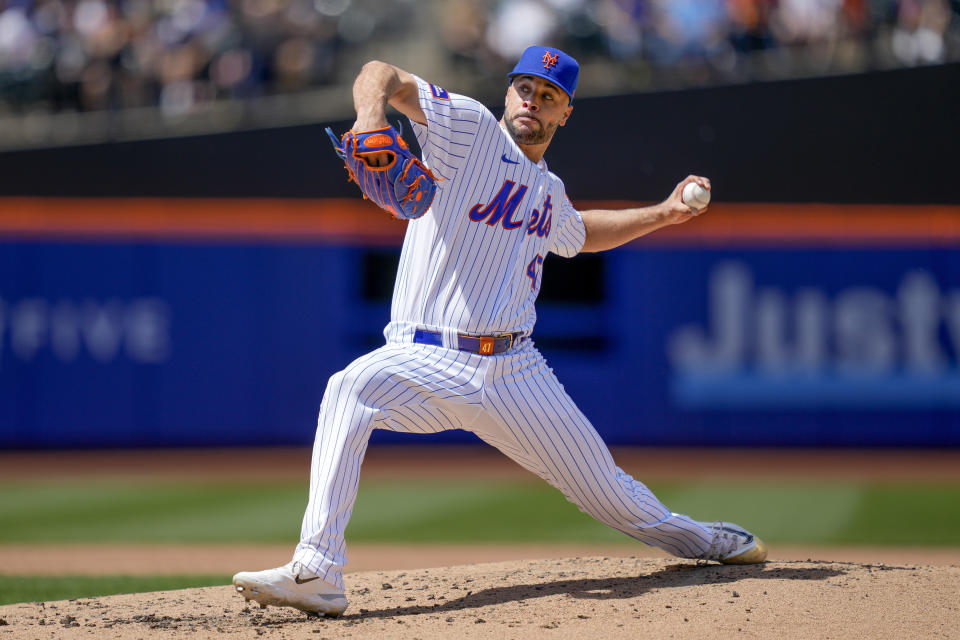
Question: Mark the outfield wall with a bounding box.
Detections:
[1,65,958,448]
[1,200,957,448]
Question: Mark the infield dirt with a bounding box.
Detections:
[2,556,959,639]
[3,447,960,637]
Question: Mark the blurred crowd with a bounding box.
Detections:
[0,0,416,116]
[450,0,960,89]
[0,0,958,118]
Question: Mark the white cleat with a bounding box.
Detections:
[698,521,768,565]
[232,561,348,617]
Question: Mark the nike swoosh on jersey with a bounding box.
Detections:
[501,153,520,164]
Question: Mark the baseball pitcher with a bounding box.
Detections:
[233,45,766,617]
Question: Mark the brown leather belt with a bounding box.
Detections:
[413,328,523,355]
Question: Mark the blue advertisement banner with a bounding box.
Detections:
[1,241,958,448]
[568,248,960,447]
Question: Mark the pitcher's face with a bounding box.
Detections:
[503,75,572,146]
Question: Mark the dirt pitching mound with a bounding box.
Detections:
[2,556,958,639]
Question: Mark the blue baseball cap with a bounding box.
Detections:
[507,45,579,103]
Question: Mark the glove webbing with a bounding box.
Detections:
[398,163,433,207]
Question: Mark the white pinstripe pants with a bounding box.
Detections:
[293,339,713,589]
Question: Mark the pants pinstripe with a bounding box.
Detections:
[293,339,713,589]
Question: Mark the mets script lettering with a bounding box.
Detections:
[468,181,553,238]
[526,194,553,237]
[468,180,528,229]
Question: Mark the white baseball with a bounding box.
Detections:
[682,182,711,210]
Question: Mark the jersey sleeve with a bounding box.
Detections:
[409,75,491,181]
[548,193,587,258]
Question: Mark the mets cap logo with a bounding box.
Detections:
[542,51,559,69]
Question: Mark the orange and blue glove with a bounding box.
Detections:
[325,125,438,220]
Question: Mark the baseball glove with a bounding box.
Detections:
[325,125,438,220]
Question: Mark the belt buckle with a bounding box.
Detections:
[493,332,515,353]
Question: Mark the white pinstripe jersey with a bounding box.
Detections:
[384,75,586,345]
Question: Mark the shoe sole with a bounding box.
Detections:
[233,578,347,617]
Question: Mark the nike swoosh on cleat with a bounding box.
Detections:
[501,153,520,164]
[294,575,321,585]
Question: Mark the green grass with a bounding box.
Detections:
[0,575,229,606]
[2,477,958,605]
[2,477,959,546]
[0,481,307,543]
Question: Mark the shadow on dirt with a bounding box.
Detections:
[346,562,845,620]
